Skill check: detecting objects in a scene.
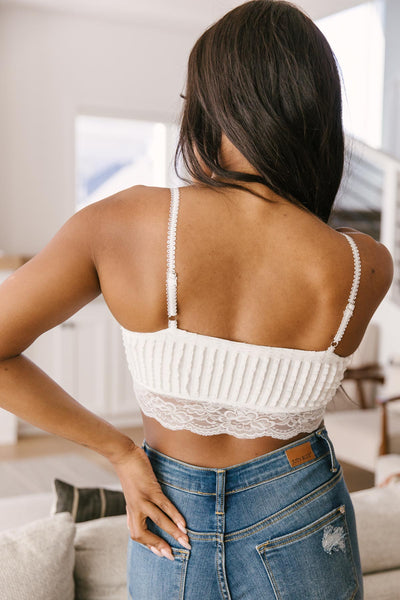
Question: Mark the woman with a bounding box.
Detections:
[0,0,393,598]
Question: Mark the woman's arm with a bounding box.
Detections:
[0,193,190,558]
[0,200,135,462]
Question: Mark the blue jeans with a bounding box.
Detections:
[127,426,363,599]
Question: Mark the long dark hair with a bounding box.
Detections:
[174,0,344,223]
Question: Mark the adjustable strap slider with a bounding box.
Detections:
[343,301,355,317]
[166,269,178,318]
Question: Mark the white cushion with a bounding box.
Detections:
[74,514,129,600]
[374,453,400,486]
[0,512,75,600]
[351,485,400,573]
[364,569,400,600]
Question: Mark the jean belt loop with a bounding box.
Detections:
[315,428,338,473]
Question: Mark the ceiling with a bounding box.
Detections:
[0,0,370,28]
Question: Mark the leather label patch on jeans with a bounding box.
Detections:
[285,441,316,468]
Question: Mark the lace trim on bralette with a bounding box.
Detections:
[132,381,325,440]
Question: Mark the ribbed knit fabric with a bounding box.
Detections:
[120,187,361,439]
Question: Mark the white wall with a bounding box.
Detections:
[0,5,198,254]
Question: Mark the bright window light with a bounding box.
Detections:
[317,0,385,148]
[75,115,180,211]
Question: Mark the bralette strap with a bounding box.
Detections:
[327,232,361,352]
[166,187,180,328]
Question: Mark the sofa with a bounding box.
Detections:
[0,456,399,600]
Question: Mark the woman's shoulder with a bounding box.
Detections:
[79,184,165,217]
[77,185,170,238]
[332,226,393,298]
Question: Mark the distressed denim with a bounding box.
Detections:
[127,426,363,599]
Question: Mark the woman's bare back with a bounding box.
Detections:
[93,184,392,467]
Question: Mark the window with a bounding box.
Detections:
[317,0,385,149]
[319,1,385,240]
[328,147,383,241]
[75,114,180,212]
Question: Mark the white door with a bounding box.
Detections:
[13,298,142,440]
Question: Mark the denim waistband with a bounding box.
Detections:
[141,426,338,495]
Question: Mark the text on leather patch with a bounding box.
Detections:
[285,441,316,467]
